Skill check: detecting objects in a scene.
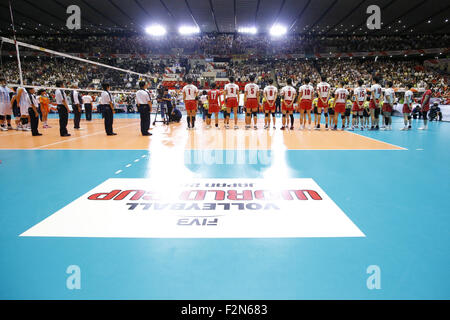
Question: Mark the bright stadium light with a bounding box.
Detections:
[145,25,166,36]
[178,25,200,35]
[269,24,287,37]
[238,27,257,34]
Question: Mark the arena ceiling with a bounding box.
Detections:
[0,0,449,35]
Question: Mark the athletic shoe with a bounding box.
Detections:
[32,133,43,136]
[107,133,117,136]
[245,125,250,130]
[360,126,364,131]
[234,125,239,130]
[314,125,320,130]
[186,127,191,130]
[348,126,354,131]
[325,124,328,129]
[290,126,294,130]
[24,127,31,131]
[74,127,84,130]
[254,126,257,130]
[273,126,276,129]
[418,126,427,130]
[225,125,230,129]
[216,126,220,130]
[280,126,285,130]
[0,126,7,131]
[400,126,408,131]
[408,125,412,130]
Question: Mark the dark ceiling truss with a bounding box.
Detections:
[159,0,175,19]
[133,0,154,20]
[255,0,261,26]
[184,0,201,30]
[306,0,338,33]
[381,0,428,32]
[324,0,366,34]
[288,0,311,31]
[0,2,52,30]
[80,0,123,28]
[208,0,220,32]
[407,4,450,30]
[273,0,286,26]
[0,5,33,33]
[234,0,237,31]
[108,0,136,24]
[348,0,397,33]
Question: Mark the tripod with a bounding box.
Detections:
[152,102,169,125]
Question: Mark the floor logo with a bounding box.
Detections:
[21,178,365,238]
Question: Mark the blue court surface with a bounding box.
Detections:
[0,113,449,300]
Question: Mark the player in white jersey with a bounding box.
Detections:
[182,78,199,130]
[369,77,383,130]
[332,81,349,130]
[263,79,278,129]
[0,77,13,131]
[223,76,240,129]
[16,79,32,131]
[297,78,314,130]
[401,83,414,130]
[244,75,260,130]
[279,78,297,130]
[316,76,331,129]
[350,79,366,131]
[382,81,395,130]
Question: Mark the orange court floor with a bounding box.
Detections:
[0,118,405,151]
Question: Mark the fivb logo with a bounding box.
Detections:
[66,5,81,30]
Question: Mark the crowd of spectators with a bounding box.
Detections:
[12,33,449,55]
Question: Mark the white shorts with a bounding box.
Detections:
[0,103,12,116]
[19,104,29,115]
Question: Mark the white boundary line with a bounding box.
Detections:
[30,123,138,150]
[345,131,407,150]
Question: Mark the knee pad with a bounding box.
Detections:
[324,112,328,117]
[0,115,4,120]
[282,114,286,118]
[207,114,212,119]
[341,115,345,120]
[252,112,257,117]
[265,113,269,118]
[6,115,11,120]
[21,118,27,125]
[407,115,411,120]
[359,116,363,119]
[246,112,251,117]
[271,113,275,117]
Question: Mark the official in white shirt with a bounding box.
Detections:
[71,83,82,129]
[100,83,116,135]
[82,93,93,121]
[136,81,152,136]
[55,80,71,136]
[26,88,42,136]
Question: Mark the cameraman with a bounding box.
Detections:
[161,88,174,122]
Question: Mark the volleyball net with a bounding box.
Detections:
[0,36,154,95]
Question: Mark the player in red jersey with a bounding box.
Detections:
[244,75,260,130]
[369,77,383,130]
[419,83,432,130]
[206,82,221,129]
[332,81,349,130]
[316,76,331,129]
[182,78,199,130]
[223,76,240,129]
[263,79,278,129]
[280,78,297,130]
[297,78,314,130]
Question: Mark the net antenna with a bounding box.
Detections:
[8,0,23,85]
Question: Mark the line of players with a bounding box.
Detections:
[181,75,433,131]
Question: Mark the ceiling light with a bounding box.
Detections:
[238,27,257,34]
[145,25,166,36]
[269,24,287,36]
[178,25,200,35]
